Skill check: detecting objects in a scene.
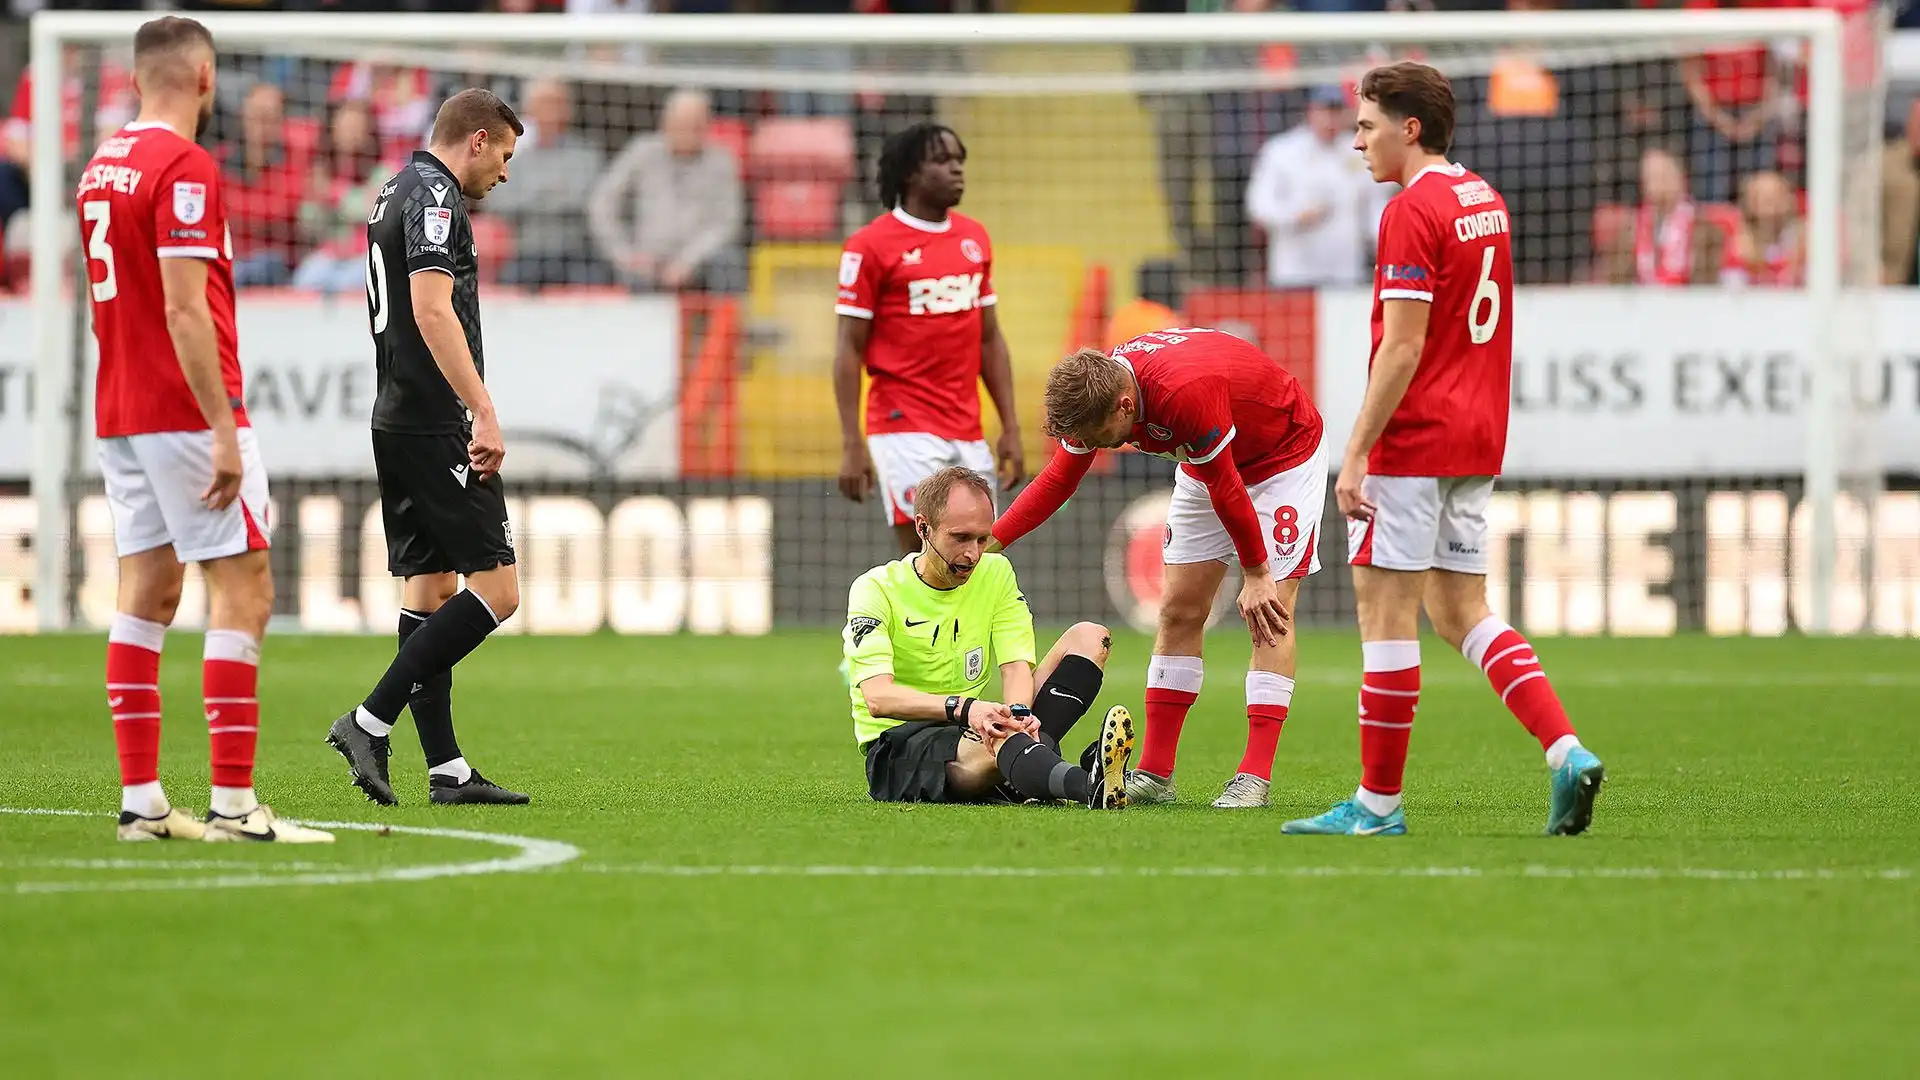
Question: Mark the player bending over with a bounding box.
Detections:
[80,17,329,842]
[326,89,528,807]
[847,467,1134,808]
[834,123,1024,554]
[992,329,1328,809]
[1284,62,1606,838]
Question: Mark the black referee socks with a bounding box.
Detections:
[397,609,462,769]
[362,590,499,728]
[995,733,1093,804]
[1032,654,1104,748]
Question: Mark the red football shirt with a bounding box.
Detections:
[1088,328,1322,486]
[835,207,996,441]
[993,328,1323,568]
[78,121,247,438]
[1369,163,1512,477]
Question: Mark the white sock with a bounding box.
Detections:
[430,756,472,783]
[1355,785,1401,817]
[210,786,258,818]
[1545,734,1583,771]
[121,780,168,818]
[355,705,394,738]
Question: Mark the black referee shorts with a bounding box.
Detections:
[370,430,516,578]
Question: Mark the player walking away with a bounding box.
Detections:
[992,329,1327,810]
[834,123,1025,555]
[1284,62,1606,839]
[80,17,330,843]
[848,467,1134,808]
[325,89,529,807]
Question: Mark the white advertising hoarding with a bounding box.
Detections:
[0,295,682,479]
[1317,288,1920,477]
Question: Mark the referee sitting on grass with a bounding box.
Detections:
[844,466,1136,808]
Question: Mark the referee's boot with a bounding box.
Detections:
[326,711,397,806]
[429,769,530,806]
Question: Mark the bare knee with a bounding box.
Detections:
[1423,572,1493,650]
[945,739,1002,797]
[1157,591,1211,646]
[117,551,185,625]
[468,566,520,622]
[1063,621,1111,666]
[205,553,274,638]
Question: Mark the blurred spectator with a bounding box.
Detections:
[328,62,434,147]
[1105,259,1183,350]
[4,52,135,174]
[220,82,305,287]
[291,99,393,293]
[1727,170,1802,287]
[483,77,611,289]
[1679,0,1781,204]
[1245,84,1383,287]
[1884,97,1920,286]
[1601,146,1728,286]
[588,88,744,294]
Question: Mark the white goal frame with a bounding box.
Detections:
[27,8,1856,632]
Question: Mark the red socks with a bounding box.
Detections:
[1461,616,1577,753]
[107,614,167,788]
[1238,671,1293,781]
[1358,640,1420,798]
[1140,655,1203,778]
[203,630,261,793]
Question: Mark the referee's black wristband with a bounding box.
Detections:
[959,698,975,725]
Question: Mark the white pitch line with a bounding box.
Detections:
[2,858,347,872]
[579,862,1915,883]
[0,809,580,895]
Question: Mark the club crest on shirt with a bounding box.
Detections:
[965,646,984,682]
[424,206,453,246]
[959,238,984,264]
[172,182,206,225]
[1144,423,1173,442]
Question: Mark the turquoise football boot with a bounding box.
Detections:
[1280,798,1407,836]
[1546,747,1606,836]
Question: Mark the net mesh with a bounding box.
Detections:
[4,14,1912,637]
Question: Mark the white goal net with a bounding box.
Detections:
[5,9,1909,638]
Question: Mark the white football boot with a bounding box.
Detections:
[1210,772,1271,809]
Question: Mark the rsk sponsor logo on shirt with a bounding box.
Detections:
[173,181,206,225]
[907,272,984,316]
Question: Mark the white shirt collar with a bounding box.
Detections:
[892,206,953,234]
[122,120,178,134]
[1406,161,1466,189]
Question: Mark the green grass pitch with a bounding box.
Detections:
[1,629,1916,1078]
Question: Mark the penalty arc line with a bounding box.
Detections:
[0,808,580,895]
[578,863,1916,883]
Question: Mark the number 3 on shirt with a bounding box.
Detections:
[82,201,116,303]
[1468,244,1500,346]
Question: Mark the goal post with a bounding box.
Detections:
[19,8,1892,637]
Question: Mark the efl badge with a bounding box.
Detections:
[960,238,984,263]
[839,251,863,287]
[424,206,453,246]
[965,647,984,683]
[1145,423,1173,442]
[173,182,206,225]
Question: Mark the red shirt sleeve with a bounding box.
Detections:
[154,148,225,260]
[992,440,1095,548]
[1374,196,1440,304]
[976,231,996,308]
[835,231,881,320]
[1166,374,1267,569]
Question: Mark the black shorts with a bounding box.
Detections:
[864,721,983,804]
[370,430,516,578]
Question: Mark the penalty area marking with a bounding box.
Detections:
[579,862,1915,883]
[0,808,579,895]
